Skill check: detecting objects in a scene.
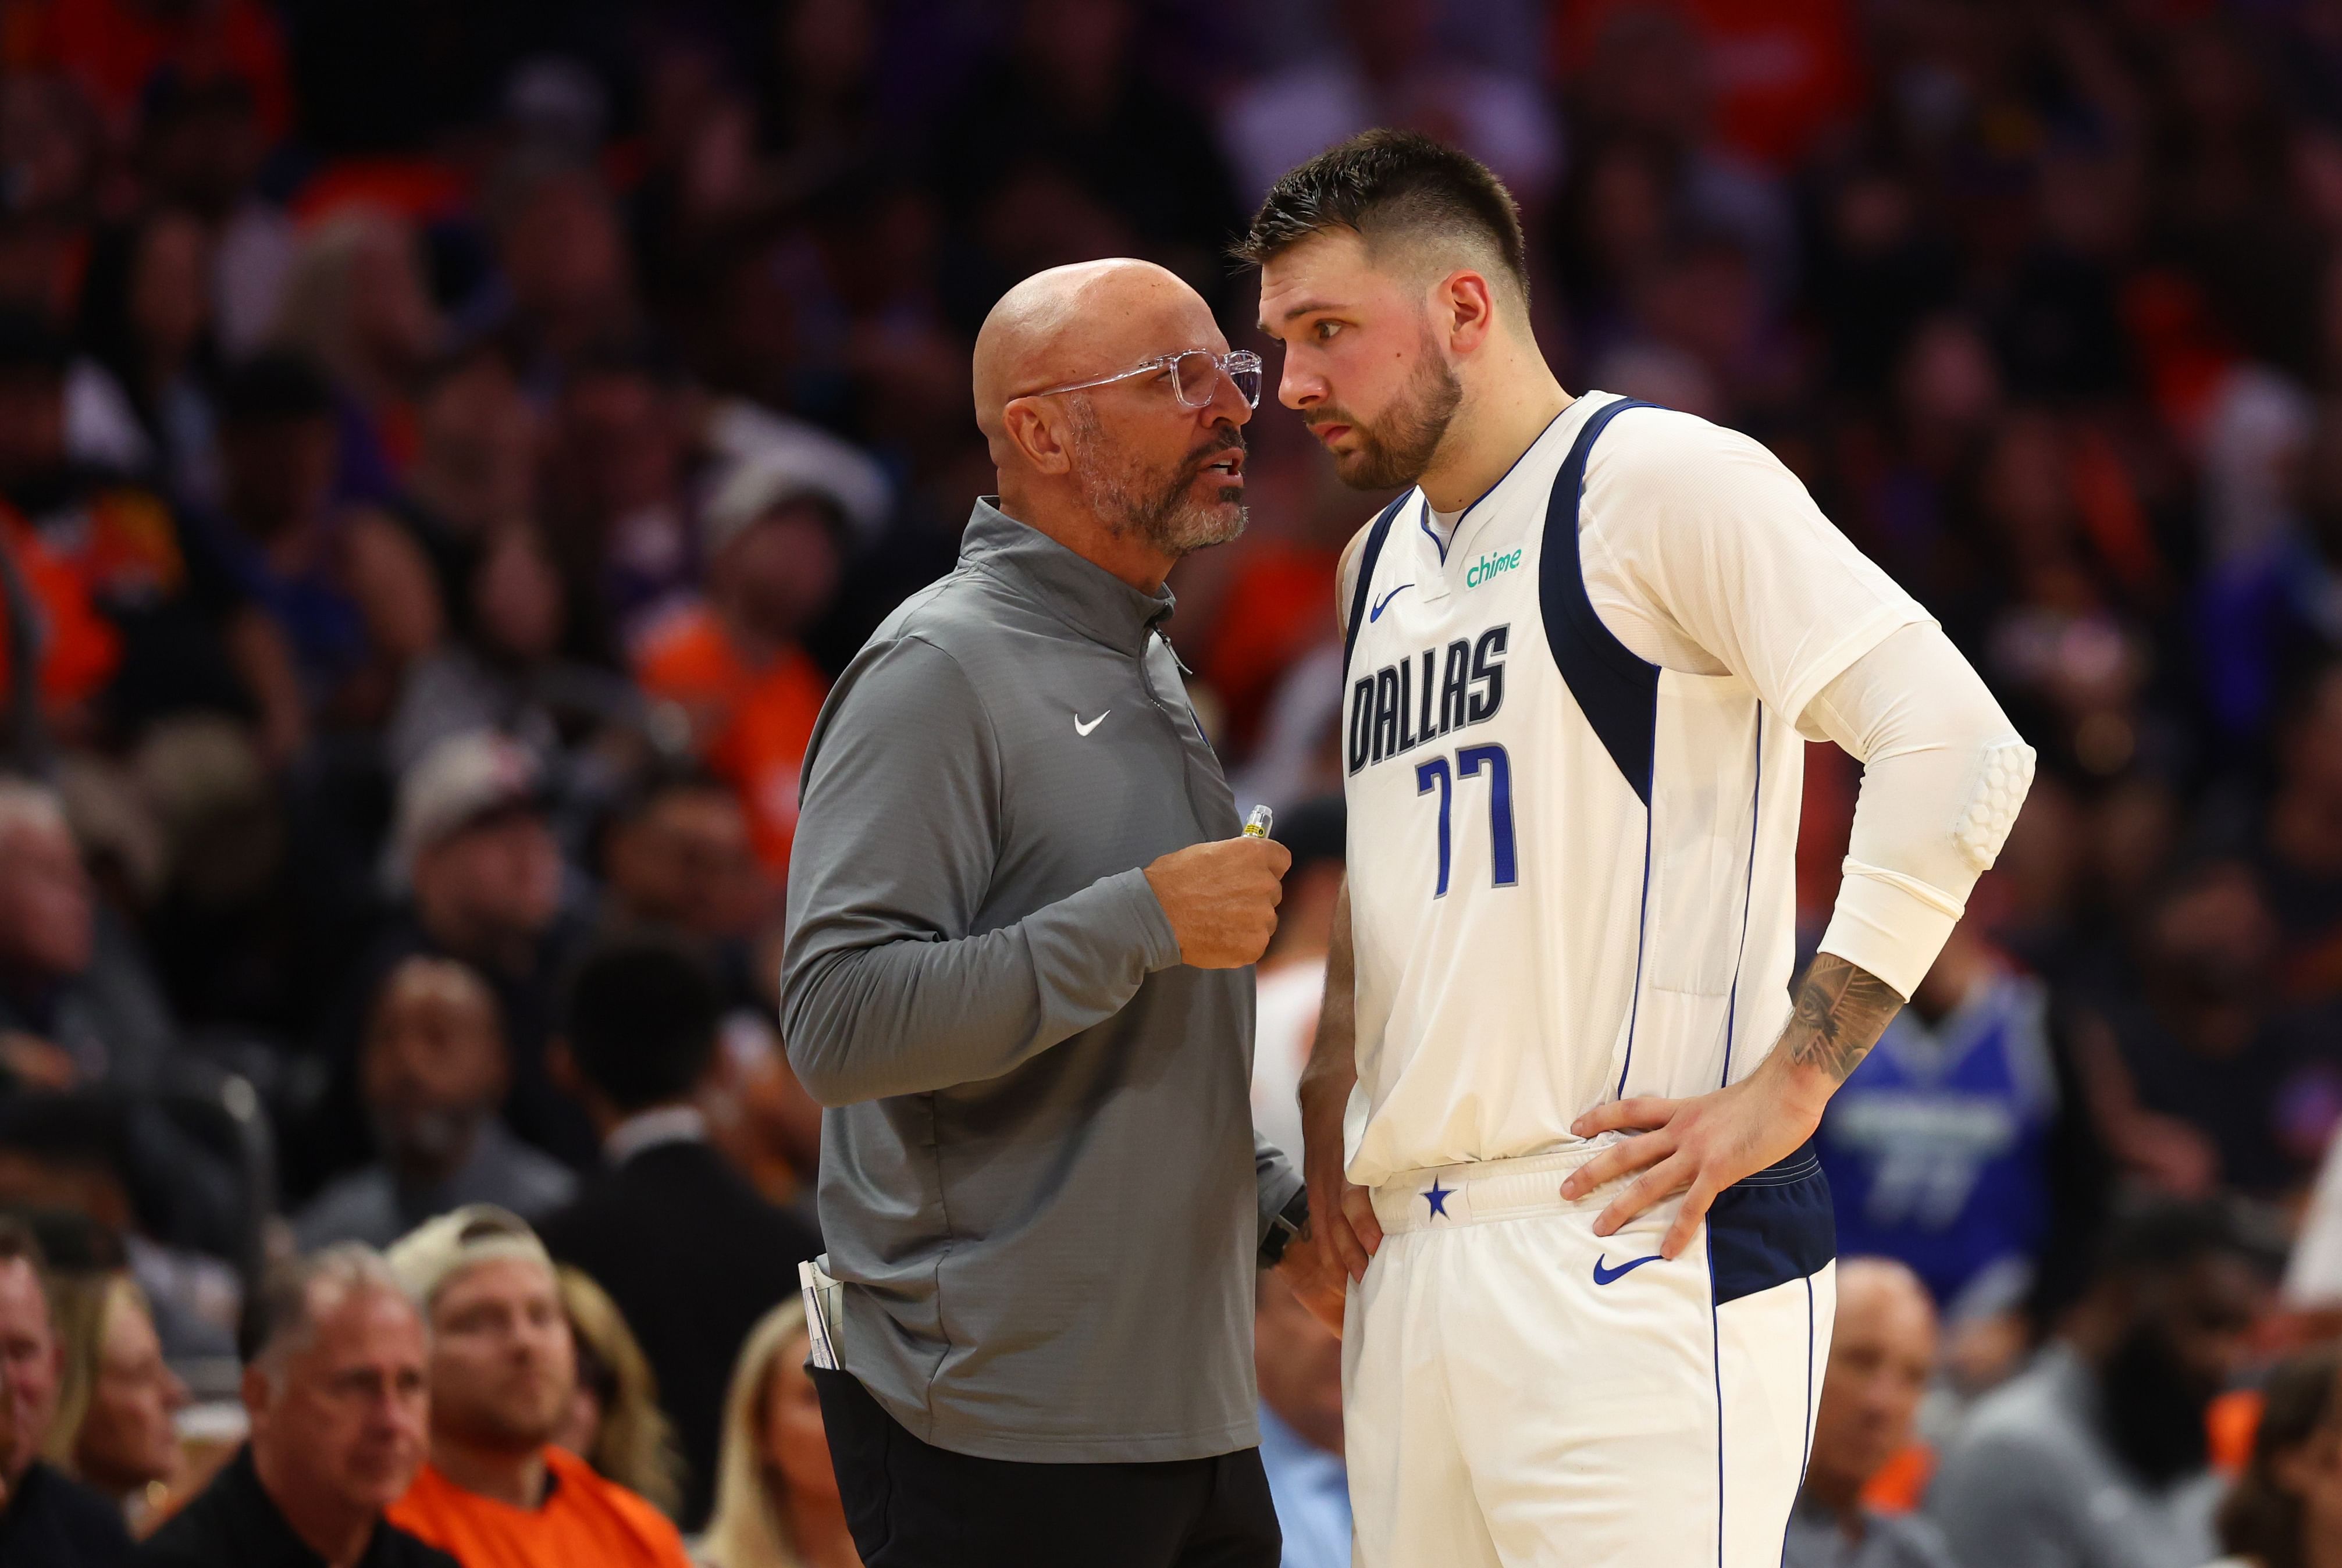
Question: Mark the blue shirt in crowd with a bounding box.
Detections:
[1257,1406,1350,1568]
[1816,971,2056,1312]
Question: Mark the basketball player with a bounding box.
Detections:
[1239,130,2035,1567]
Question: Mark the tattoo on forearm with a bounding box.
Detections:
[1779,955,1904,1081]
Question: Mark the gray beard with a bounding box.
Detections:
[1072,400,1248,557]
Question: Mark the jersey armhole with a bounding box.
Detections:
[1539,398,1664,804]
[1339,494,1411,676]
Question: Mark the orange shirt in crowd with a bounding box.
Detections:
[633,605,830,872]
[387,1445,692,1568]
[0,508,122,714]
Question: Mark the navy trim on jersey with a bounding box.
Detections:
[1418,498,1448,562]
[1719,712,1764,1089]
[1615,810,1653,1098]
[1539,398,1663,804]
[1707,1142,1835,1306]
[1341,493,1412,677]
[1707,1229,1725,1568]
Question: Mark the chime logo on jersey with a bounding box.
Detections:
[1464,548,1522,590]
[1346,624,1508,775]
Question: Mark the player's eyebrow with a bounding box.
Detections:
[1256,298,1344,339]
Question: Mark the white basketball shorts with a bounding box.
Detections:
[1343,1141,1836,1568]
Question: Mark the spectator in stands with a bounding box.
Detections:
[598,768,769,947]
[198,351,440,744]
[1930,1202,2265,1568]
[266,209,443,497]
[0,779,172,1093]
[1253,1271,1347,1568]
[387,519,575,776]
[294,956,575,1251]
[540,938,818,1530]
[693,1297,857,1568]
[1220,0,1558,213]
[1785,1259,1953,1568]
[130,73,293,362]
[390,343,539,597]
[554,1264,684,1522]
[343,730,596,1168]
[1815,924,2060,1316]
[0,1102,239,1363]
[74,205,225,511]
[483,157,638,399]
[542,341,696,659]
[383,1204,692,1568]
[42,1270,186,1528]
[2073,860,2337,1198]
[2215,1344,2342,1568]
[137,1243,449,1568]
[632,451,847,874]
[0,1217,131,1566]
[0,309,254,747]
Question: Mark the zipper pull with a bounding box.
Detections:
[1156,630,1194,676]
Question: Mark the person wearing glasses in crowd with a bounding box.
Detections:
[781,257,1341,1567]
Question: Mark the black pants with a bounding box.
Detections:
[812,1366,1283,1568]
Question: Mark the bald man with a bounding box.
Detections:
[782,259,1335,1568]
[1785,1259,1955,1568]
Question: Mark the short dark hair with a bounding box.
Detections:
[219,350,336,427]
[1234,129,1530,300]
[563,936,721,1112]
[2093,1197,2262,1287]
[0,1211,47,1276]
[0,309,72,382]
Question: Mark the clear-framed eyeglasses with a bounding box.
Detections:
[1024,348,1262,410]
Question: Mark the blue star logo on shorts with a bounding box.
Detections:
[1423,1178,1454,1219]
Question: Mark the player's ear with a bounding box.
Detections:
[1002,396,1075,476]
[1442,269,1497,357]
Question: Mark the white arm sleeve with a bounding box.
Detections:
[1799,622,2035,999]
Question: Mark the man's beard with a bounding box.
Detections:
[373,1105,483,1179]
[1322,333,1464,491]
[2099,1323,2213,1487]
[1070,400,1247,557]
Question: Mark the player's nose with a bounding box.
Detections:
[1277,357,1321,412]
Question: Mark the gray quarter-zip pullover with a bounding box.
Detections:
[782,498,1302,1463]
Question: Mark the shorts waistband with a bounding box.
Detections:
[1369,1144,1628,1234]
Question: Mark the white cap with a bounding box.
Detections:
[385,1204,554,1307]
[385,730,542,889]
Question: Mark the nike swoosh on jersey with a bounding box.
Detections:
[1074,710,1110,736]
[1591,1253,1664,1286]
[1369,583,1415,622]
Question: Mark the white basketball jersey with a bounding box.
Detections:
[1341,393,1829,1187]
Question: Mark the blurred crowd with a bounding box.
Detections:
[0,0,2340,1566]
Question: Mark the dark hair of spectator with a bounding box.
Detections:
[2218,1344,2342,1568]
[0,1211,48,1278]
[7,1206,127,1273]
[590,761,735,880]
[218,350,336,427]
[1279,795,1347,874]
[0,309,73,382]
[1233,129,1530,299]
[563,936,722,1113]
[2091,1197,2257,1288]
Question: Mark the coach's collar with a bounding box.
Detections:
[961,497,1175,654]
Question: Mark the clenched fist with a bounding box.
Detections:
[1144,835,1291,968]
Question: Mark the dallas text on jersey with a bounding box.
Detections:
[1347,624,1509,776]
